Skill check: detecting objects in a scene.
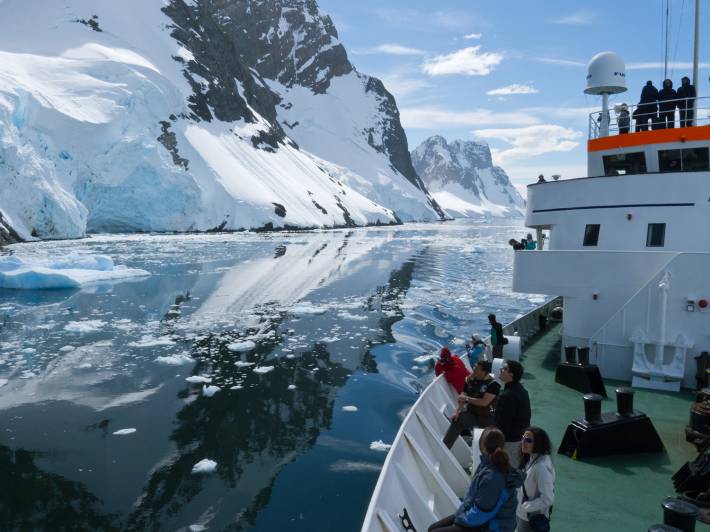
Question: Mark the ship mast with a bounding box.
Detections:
[693,0,700,125]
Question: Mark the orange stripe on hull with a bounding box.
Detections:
[588,125,710,152]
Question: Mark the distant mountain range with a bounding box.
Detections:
[412,136,525,218]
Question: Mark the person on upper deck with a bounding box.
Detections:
[634,80,658,131]
[495,360,531,469]
[677,76,696,128]
[525,234,536,250]
[508,239,525,251]
[617,103,630,134]
[435,346,470,394]
[442,360,500,448]
[658,78,677,129]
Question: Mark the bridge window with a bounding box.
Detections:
[658,147,710,172]
[583,224,600,246]
[602,152,647,176]
[646,223,666,247]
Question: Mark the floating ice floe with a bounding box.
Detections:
[0,254,150,290]
[113,428,137,435]
[77,363,92,369]
[0,379,8,387]
[290,304,327,316]
[185,375,211,384]
[253,366,274,374]
[59,345,76,353]
[413,354,437,364]
[189,526,206,532]
[234,361,255,368]
[191,458,217,474]
[287,384,296,390]
[230,384,243,390]
[202,385,221,397]
[64,320,106,333]
[227,340,256,352]
[342,405,358,412]
[154,353,193,366]
[337,312,368,321]
[129,335,175,348]
[369,440,392,452]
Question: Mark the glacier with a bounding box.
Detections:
[0,0,443,243]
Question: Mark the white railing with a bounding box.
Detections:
[588,96,710,139]
[361,298,561,532]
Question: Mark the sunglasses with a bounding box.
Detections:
[522,436,534,444]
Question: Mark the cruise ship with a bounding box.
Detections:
[361,42,709,532]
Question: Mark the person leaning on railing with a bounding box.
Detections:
[634,80,659,132]
[658,79,677,129]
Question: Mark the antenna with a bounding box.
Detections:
[584,52,628,136]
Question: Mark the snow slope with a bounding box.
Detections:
[411,136,525,218]
[0,0,441,242]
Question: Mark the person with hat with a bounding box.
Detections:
[677,76,696,128]
[466,334,486,364]
[434,346,470,394]
[634,80,658,131]
[618,103,630,134]
[657,78,677,129]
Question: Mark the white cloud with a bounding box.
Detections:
[378,72,431,99]
[353,43,426,56]
[423,46,503,76]
[473,125,583,163]
[401,106,539,129]
[487,83,538,96]
[551,12,596,25]
[627,61,710,70]
[535,57,585,67]
[464,33,482,40]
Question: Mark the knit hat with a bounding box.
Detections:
[440,346,452,361]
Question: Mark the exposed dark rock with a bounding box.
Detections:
[334,196,356,227]
[272,202,286,217]
[311,199,327,215]
[75,15,102,32]
[0,211,21,246]
[158,121,190,169]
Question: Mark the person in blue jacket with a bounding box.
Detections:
[428,427,524,532]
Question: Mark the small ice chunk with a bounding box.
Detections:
[234,361,255,367]
[77,363,93,369]
[342,405,358,412]
[186,375,211,384]
[65,320,106,333]
[413,354,437,364]
[129,335,175,348]
[189,525,206,532]
[154,353,193,366]
[113,428,136,435]
[253,366,274,374]
[191,458,217,474]
[369,440,392,452]
[287,384,296,390]
[230,384,243,390]
[290,305,327,316]
[202,385,221,397]
[59,345,76,353]
[227,340,256,352]
[20,348,36,355]
[0,379,8,387]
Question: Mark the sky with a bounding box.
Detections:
[317,0,710,194]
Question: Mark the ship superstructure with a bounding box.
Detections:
[514,52,709,391]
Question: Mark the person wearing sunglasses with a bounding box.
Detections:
[516,427,555,532]
[494,360,531,469]
[429,427,524,532]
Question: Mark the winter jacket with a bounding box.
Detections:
[435,355,470,394]
[637,83,659,116]
[491,322,504,347]
[677,82,696,109]
[455,455,525,532]
[658,79,677,112]
[640,83,659,104]
[516,454,556,522]
[494,381,531,442]
[618,110,630,130]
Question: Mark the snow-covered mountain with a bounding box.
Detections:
[411,136,525,218]
[0,0,444,244]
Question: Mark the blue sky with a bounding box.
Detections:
[318,0,709,192]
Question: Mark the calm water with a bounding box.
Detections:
[0,219,543,531]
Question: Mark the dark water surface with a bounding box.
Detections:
[0,220,542,531]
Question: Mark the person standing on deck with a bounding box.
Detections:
[495,360,531,469]
[435,346,470,394]
[443,360,501,448]
[516,427,555,532]
[635,80,658,131]
[617,103,630,134]
[489,313,505,358]
[657,79,677,129]
[677,76,696,128]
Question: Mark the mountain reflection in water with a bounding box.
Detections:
[0,220,537,531]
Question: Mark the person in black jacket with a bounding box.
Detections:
[677,76,696,128]
[635,80,658,131]
[495,360,531,469]
[489,313,505,358]
[658,78,677,129]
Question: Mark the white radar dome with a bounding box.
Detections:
[584,51,627,95]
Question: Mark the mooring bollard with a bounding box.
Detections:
[577,346,590,365]
[662,497,698,532]
[564,345,577,364]
[583,393,603,424]
[616,387,635,416]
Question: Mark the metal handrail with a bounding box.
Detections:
[589,95,710,139]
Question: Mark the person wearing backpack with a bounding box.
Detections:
[516,427,555,532]
[488,314,505,358]
[429,427,524,532]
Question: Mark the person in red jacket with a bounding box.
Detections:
[434,347,470,394]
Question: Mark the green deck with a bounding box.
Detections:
[520,324,698,530]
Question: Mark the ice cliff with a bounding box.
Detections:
[411,136,525,218]
[0,0,444,243]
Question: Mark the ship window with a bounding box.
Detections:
[646,223,666,247]
[658,147,710,172]
[583,224,600,246]
[602,152,647,176]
